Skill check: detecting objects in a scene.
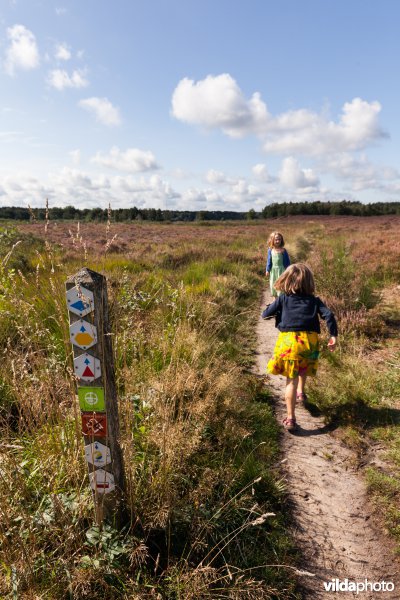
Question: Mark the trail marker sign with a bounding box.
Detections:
[66,286,94,317]
[74,353,101,382]
[78,386,105,411]
[82,412,107,437]
[70,319,98,350]
[66,267,127,527]
[85,441,112,467]
[89,469,115,494]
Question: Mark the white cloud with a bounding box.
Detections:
[171,73,269,138]
[79,97,121,126]
[252,163,270,181]
[227,178,261,205]
[179,187,228,210]
[91,146,159,173]
[48,68,89,90]
[55,43,71,61]
[264,98,385,155]
[55,7,67,16]
[321,153,399,191]
[0,169,179,209]
[172,74,386,157]
[205,169,228,184]
[1,162,399,211]
[279,157,320,189]
[4,24,40,75]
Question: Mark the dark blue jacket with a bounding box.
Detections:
[266,248,290,273]
[262,293,338,336]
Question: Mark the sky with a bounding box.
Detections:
[1,0,400,211]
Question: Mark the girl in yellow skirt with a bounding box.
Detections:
[262,263,338,431]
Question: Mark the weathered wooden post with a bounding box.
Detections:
[66,268,127,527]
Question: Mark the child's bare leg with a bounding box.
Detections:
[298,374,307,396]
[285,376,298,420]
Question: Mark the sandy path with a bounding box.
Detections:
[255,287,400,599]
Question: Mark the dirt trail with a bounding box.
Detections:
[255,287,400,599]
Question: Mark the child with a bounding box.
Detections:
[265,231,290,297]
[262,263,338,431]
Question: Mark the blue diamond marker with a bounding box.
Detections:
[70,300,87,312]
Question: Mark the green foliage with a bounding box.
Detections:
[0,225,44,271]
[313,239,375,308]
[3,201,400,223]
[82,525,137,571]
[261,200,400,218]
[366,468,400,539]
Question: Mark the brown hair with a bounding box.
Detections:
[274,263,315,295]
[267,231,285,248]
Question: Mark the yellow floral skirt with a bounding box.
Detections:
[267,331,320,379]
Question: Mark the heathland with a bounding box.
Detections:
[0,215,399,599]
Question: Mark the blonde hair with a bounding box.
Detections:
[267,231,285,248]
[274,263,315,295]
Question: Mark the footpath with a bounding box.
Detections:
[254,287,400,599]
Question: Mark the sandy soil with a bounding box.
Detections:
[255,286,400,599]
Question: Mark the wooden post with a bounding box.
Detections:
[66,267,127,527]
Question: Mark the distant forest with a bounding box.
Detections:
[1,200,400,222]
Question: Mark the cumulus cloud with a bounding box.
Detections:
[48,69,89,90]
[4,24,40,75]
[78,97,121,126]
[178,187,228,211]
[172,74,386,157]
[227,179,261,205]
[0,169,179,209]
[264,98,386,155]
[252,163,270,181]
[279,157,320,189]
[321,153,399,191]
[91,146,159,173]
[205,169,229,184]
[171,73,269,138]
[55,43,71,61]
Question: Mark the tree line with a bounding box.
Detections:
[1,201,400,222]
[260,200,400,218]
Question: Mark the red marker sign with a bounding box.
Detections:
[81,412,107,437]
[74,353,101,382]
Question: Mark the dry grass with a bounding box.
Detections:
[2,213,400,596]
[0,217,300,599]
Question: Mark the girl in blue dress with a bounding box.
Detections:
[265,231,290,297]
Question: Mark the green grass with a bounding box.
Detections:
[305,235,400,551]
[0,222,301,599]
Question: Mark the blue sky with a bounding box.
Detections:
[1,0,400,210]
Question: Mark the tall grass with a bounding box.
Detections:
[304,226,400,551]
[0,221,301,599]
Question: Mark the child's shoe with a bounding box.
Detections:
[282,417,298,431]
